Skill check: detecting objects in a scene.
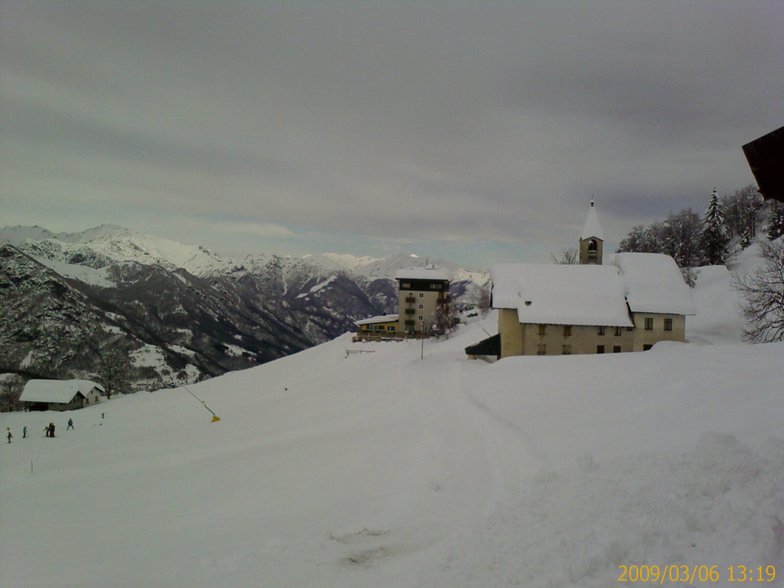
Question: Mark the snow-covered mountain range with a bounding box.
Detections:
[0,225,488,388]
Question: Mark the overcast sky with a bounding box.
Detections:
[1,1,782,266]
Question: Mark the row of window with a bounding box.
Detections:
[536,343,654,355]
[537,319,673,337]
[399,283,445,291]
[362,324,396,332]
[644,317,673,331]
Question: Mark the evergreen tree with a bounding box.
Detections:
[768,201,784,241]
[701,188,728,264]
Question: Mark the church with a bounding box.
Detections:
[466,202,697,359]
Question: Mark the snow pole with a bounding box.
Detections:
[182,385,221,423]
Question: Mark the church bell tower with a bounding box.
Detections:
[579,200,605,264]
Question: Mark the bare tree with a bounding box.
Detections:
[550,248,578,264]
[476,284,492,317]
[98,348,132,398]
[431,299,457,339]
[722,185,765,245]
[735,240,784,343]
[617,209,705,268]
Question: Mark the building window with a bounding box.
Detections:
[597,345,605,354]
[430,283,441,290]
[538,324,547,336]
[418,304,424,309]
[537,343,546,355]
[643,344,653,351]
[597,327,605,336]
[562,344,572,355]
[613,345,621,353]
[563,325,572,337]
[419,292,424,298]
[418,315,423,321]
[401,282,411,289]
[614,326,622,336]
[644,317,653,331]
[664,318,673,332]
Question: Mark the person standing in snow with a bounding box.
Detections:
[67,418,74,430]
[48,423,55,438]
[23,425,27,438]
[6,428,11,444]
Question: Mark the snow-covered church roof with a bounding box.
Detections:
[491,253,696,326]
[610,253,697,316]
[20,379,105,404]
[581,201,605,241]
[491,263,633,327]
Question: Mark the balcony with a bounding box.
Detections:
[405,296,416,303]
[405,308,416,315]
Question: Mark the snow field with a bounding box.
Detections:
[2,268,784,587]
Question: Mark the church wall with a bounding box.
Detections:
[498,309,524,357]
[631,313,686,351]
[521,323,635,355]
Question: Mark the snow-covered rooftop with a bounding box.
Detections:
[491,263,633,326]
[355,314,399,326]
[610,253,697,315]
[20,379,104,404]
[580,201,605,241]
[395,267,450,281]
[492,253,696,325]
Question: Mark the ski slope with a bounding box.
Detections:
[1,271,783,587]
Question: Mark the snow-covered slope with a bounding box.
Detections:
[1,224,231,277]
[1,294,782,587]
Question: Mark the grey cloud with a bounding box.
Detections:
[1,1,782,263]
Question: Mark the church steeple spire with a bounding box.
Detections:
[579,199,604,264]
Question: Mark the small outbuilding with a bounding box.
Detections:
[354,314,400,341]
[20,379,104,411]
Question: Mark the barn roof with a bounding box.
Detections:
[20,379,105,404]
